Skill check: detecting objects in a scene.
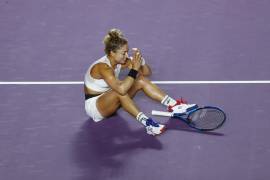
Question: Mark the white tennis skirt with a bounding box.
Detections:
[85,94,104,122]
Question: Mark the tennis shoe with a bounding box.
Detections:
[168,98,198,114]
[145,118,166,136]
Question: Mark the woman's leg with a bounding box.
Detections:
[96,76,166,135]
[128,75,166,102]
[131,76,198,112]
[96,75,166,118]
[96,89,140,118]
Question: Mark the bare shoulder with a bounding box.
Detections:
[90,63,112,79]
[96,62,111,70]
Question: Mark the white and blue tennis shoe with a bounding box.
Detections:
[168,98,198,114]
[145,118,165,136]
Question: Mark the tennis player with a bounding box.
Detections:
[84,28,197,136]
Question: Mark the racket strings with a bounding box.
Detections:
[188,109,225,130]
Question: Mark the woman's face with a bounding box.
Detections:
[111,44,129,64]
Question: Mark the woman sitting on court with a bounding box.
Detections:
[84,28,197,136]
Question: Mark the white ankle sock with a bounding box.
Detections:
[161,95,177,107]
[136,112,148,126]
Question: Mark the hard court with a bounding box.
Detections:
[0,0,270,180]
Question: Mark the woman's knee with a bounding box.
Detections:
[98,90,131,108]
[134,75,148,89]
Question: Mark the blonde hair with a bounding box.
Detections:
[103,28,128,55]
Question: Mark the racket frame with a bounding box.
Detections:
[152,106,226,131]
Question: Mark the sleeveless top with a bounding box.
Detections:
[84,56,121,92]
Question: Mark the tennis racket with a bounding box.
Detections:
[152,106,226,131]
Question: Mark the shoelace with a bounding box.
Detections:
[146,118,160,127]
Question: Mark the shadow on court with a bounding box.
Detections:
[72,114,164,180]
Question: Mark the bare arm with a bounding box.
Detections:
[99,64,135,96]
[99,48,143,95]
[99,49,142,95]
[122,57,152,76]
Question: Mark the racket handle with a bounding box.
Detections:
[152,110,173,117]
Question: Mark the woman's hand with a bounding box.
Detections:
[131,48,142,71]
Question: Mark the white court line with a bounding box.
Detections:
[152,80,270,84]
[0,81,83,85]
[0,81,270,85]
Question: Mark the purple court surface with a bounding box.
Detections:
[1,0,270,180]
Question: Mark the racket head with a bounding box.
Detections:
[185,106,226,131]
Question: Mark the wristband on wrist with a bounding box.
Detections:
[128,69,138,79]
